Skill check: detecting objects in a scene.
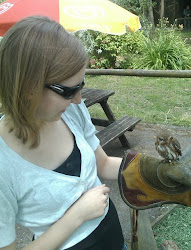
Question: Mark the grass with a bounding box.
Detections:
[85,75,191,127]
[180,30,191,39]
[153,205,191,250]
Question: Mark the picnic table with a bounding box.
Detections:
[82,88,141,148]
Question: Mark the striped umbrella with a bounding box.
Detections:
[0,0,141,36]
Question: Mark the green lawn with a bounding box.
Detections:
[85,75,191,127]
[180,30,191,38]
[153,205,191,250]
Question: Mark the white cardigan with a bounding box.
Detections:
[0,101,109,249]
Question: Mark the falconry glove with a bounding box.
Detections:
[118,147,191,209]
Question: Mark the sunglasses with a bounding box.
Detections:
[44,80,85,100]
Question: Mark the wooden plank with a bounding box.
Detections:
[118,134,131,148]
[129,208,138,250]
[96,116,141,147]
[100,99,116,121]
[130,209,158,250]
[91,118,112,127]
[82,88,114,107]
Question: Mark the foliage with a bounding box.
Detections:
[116,0,141,14]
[75,30,95,55]
[76,30,145,69]
[116,0,157,30]
[115,0,157,16]
[131,18,191,70]
[89,31,145,69]
[77,17,191,70]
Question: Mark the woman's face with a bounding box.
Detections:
[35,65,86,122]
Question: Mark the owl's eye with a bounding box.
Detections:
[159,137,164,141]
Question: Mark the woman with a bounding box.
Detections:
[0,16,127,249]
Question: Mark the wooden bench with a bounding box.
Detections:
[82,88,115,108]
[96,116,141,147]
[82,88,141,148]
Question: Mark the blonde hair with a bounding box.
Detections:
[0,16,87,148]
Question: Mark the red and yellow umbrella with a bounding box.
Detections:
[0,0,141,36]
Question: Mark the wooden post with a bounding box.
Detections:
[130,209,158,250]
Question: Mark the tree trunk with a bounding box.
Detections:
[147,0,155,30]
[160,0,165,19]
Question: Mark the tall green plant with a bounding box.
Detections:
[132,18,191,70]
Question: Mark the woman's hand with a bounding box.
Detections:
[70,184,110,223]
[17,185,110,250]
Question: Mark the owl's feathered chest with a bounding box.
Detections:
[156,144,179,160]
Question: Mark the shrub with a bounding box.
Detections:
[132,19,191,70]
[76,18,191,70]
[76,30,145,69]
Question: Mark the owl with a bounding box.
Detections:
[155,130,182,163]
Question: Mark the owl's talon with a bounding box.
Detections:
[161,159,171,164]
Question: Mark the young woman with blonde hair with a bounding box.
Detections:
[0,16,128,250]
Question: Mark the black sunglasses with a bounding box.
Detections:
[44,80,85,100]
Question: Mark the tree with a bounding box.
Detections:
[160,0,165,19]
[138,0,155,30]
[146,0,155,29]
[116,0,156,29]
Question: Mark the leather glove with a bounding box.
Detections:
[118,148,191,210]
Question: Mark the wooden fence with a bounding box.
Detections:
[86,69,191,78]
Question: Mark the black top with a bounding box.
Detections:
[54,138,81,176]
[53,137,124,250]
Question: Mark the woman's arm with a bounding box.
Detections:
[0,185,109,250]
[95,145,122,180]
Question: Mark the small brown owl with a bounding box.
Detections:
[155,130,182,163]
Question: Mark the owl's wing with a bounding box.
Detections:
[155,141,158,150]
[170,139,182,156]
